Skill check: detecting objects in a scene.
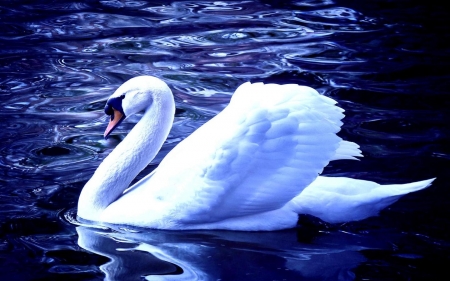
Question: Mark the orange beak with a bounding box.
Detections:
[104,108,125,139]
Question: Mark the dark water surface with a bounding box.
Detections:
[1,0,449,280]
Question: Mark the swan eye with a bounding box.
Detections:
[104,104,113,116]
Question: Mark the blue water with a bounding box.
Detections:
[1,0,449,280]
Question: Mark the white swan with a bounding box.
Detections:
[77,76,434,231]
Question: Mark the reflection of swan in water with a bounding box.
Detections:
[77,224,378,281]
[77,76,434,230]
[76,226,202,281]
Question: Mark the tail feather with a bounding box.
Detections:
[288,176,435,223]
[383,178,435,195]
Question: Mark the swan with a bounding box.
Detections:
[77,76,434,231]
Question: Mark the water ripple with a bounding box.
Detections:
[0,1,447,280]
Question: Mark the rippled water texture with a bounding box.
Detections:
[1,0,449,280]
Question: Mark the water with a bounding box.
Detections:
[0,0,449,280]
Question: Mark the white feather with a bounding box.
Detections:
[77,76,434,231]
[288,176,435,223]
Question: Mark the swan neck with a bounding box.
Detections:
[78,89,174,220]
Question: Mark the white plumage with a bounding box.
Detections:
[77,76,434,231]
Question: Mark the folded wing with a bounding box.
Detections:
[116,82,347,226]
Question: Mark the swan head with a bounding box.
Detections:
[103,76,172,139]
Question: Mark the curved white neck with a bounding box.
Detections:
[78,90,175,221]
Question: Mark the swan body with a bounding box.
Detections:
[77,76,434,231]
